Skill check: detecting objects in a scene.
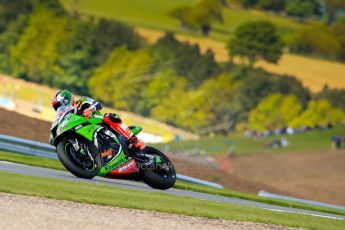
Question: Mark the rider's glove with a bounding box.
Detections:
[83,108,94,119]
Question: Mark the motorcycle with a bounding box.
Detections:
[50,105,176,190]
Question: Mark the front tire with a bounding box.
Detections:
[56,141,98,179]
[141,146,176,190]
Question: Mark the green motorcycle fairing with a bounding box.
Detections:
[52,107,142,177]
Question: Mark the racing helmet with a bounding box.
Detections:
[51,89,75,111]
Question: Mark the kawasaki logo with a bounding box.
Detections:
[118,161,135,173]
[104,156,126,171]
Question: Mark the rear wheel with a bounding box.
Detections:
[140,146,176,190]
[56,141,98,179]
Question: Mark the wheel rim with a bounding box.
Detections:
[64,143,95,171]
[145,152,175,179]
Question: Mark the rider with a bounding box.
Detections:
[50,89,145,151]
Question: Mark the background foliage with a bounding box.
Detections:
[0,0,344,135]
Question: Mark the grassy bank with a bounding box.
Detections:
[59,0,300,42]
[153,125,345,156]
[175,180,345,217]
[0,151,65,171]
[1,150,345,216]
[0,171,344,229]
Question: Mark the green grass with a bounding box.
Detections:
[0,151,65,171]
[0,171,344,229]
[175,180,345,217]
[59,0,301,42]
[1,150,345,217]
[153,125,345,156]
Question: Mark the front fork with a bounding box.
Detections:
[68,138,102,169]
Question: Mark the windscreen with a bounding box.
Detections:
[51,106,75,130]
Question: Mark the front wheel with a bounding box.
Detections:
[140,146,176,190]
[56,141,98,179]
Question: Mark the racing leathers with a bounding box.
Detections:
[76,96,145,151]
[50,96,145,151]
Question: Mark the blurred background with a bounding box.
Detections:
[0,0,344,206]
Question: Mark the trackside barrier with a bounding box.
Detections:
[0,134,224,189]
[0,134,57,159]
[176,174,224,189]
[258,190,345,212]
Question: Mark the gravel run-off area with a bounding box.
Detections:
[0,192,300,230]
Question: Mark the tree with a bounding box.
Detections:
[324,0,345,24]
[257,0,286,12]
[315,86,345,111]
[152,32,219,85]
[196,73,240,133]
[332,18,345,61]
[230,67,310,121]
[248,93,303,131]
[138,68,178,115]
[36,0,67,15]
[1,0,100,94]
[285,0,322,21]
[289,22,340,58]
[93,19,143,65]
[239,0,259,8]
[189,6,217,35]
[0,14,29,74]
[88,46,151,112]
[151,79,211,131]
[191,0,224,36]
[168,0,223,36]
[228,21,283,66]
[220,0,229,7]
[9,6,69,83]
[197,0,224,23]
[54,21,96,94]
[168,5,193,28]
[290,99,345,128]
[0,0,32,32]
[151,79,187,127]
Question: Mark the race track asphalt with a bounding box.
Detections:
[0,161,344,220]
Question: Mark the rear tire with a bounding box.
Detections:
[141,146,176,190]
[56,141,98,179]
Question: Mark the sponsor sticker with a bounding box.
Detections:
[118,160,135,173]
[104,156,126,171]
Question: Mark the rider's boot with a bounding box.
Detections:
[104,113,147,147]
[103,113,144,149]
[103,113,154,168]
